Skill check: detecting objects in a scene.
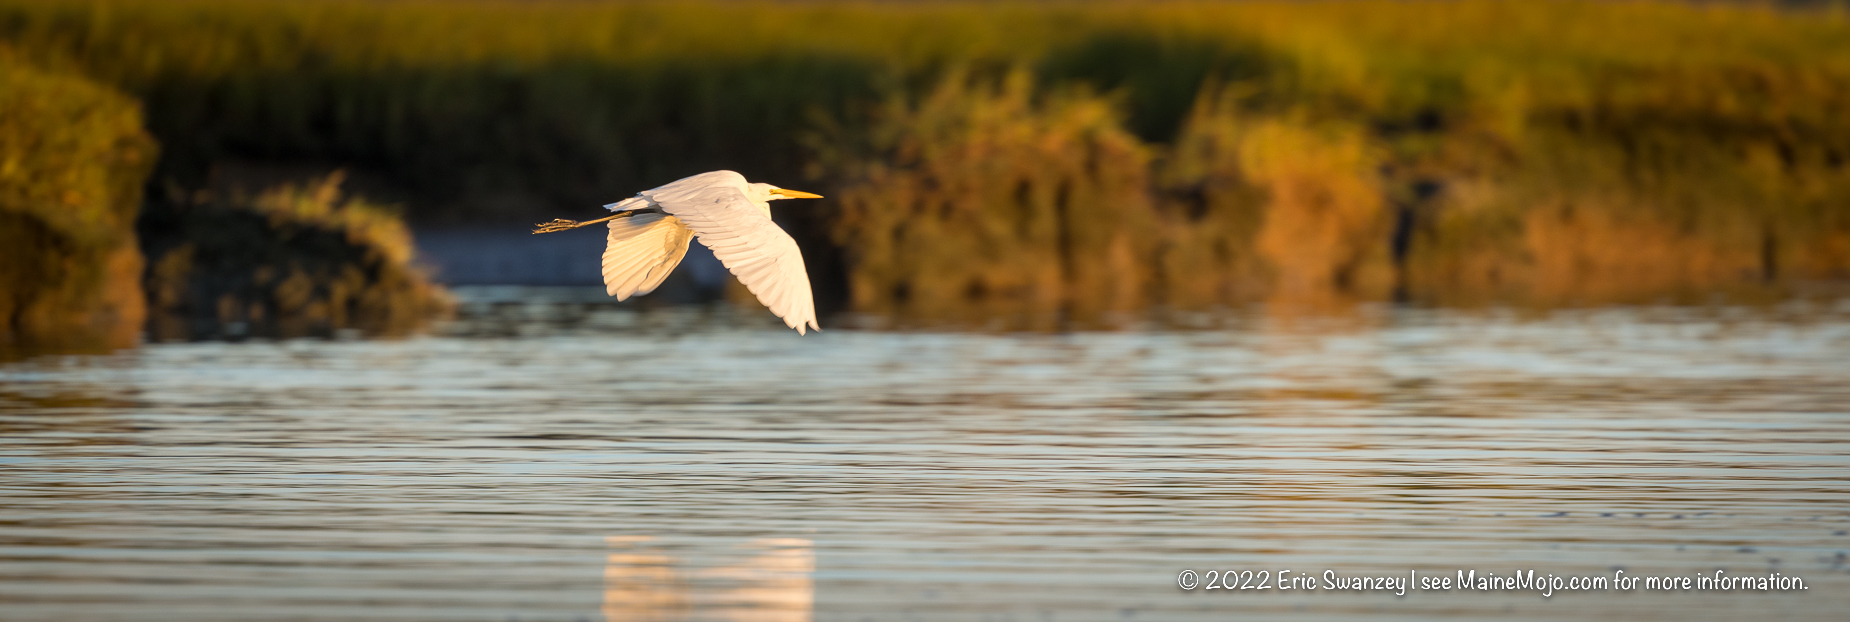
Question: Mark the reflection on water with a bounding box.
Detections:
[1,289,1848,621]
[603,537,813,622]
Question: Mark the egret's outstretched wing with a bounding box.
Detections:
[602,212,694,301]
[651,184,819,334]
[639,170,749,203]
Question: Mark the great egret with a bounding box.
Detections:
[532,171,824,334]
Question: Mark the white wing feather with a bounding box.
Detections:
[647,178,819,334]
[601,212,694,301]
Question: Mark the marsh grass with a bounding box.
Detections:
[3,0,1847,314]
[141,173,450,341]
[0,53,154,357]
[819,69,1160,322]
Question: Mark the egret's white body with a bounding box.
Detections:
[593,170,822,334]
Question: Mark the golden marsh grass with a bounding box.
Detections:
[1,0,1846,317]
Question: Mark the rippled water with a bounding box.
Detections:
[3,291,1849,621]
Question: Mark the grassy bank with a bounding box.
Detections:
[140,173,451,341]
[0,54,155,357]
[3,0,1847,317]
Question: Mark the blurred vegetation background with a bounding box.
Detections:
[2,0,1847,346]
[0,51,153,357]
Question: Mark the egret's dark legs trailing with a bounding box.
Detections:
[531,210,643,234]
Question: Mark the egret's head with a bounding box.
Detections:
[749,182,824,203]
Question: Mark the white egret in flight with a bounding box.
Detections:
[532,171,824,334]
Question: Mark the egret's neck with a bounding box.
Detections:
[743,186,776,217]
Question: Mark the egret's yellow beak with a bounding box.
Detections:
[770,188,824,199]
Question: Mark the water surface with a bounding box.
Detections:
[3,292,1848,621]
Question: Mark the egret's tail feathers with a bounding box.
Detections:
[602,213,694,300]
